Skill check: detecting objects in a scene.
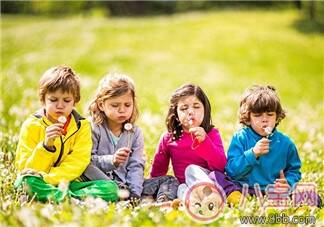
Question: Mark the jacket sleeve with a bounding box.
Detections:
[196,128,227,171]
[15,118,56,173]
[150,133,170,178]
[90,123,117,172]
[284,142,301,187]
[43,120,92,185]
[125,128,145,197]
[225,133,259,180]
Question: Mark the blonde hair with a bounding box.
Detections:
[89,73,139,125]
[39,65,81,103]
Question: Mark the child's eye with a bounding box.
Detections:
[125,103,132,107]
[49,99,57,102]
[253,113,261,117]
[267,112,275,116]
[64,100,72,103]
[111,104,119,108]
[179,107,188,111]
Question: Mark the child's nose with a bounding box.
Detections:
[57,101,64,108]
[261,114,268,121]
[188,109,195,115]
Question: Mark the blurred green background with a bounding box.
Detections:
[1,1,324,225]
[1,1,323,172]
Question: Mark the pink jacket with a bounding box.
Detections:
[150,128,226,183]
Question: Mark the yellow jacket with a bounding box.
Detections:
[15,109,92,185]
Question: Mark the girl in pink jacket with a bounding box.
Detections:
[150,84,241,205]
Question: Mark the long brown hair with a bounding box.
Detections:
[166,84,214,141]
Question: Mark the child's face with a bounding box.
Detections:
[249,111,277,136]
[99,90,134,128]
[177,95,204,132]
[44,89,75,123]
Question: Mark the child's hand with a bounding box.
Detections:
[44,123,64,147]
[252,137,270,158]
[20,168,43,178]
[274,170,290,192]
[113,147,131,166]
[189,127,206,143]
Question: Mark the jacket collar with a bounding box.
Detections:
[33,108,84,140]
[33,108,84,124]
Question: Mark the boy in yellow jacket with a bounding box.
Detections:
[15,66,118,203]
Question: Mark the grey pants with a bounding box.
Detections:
[142,175,179,201]
[82,164,179,200]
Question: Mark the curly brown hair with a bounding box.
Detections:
[239,85,286,127]
[166,84,214,141]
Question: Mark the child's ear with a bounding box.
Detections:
[98,101,104,111]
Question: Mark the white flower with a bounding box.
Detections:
[124,123,133,131]
[16,207,39,227]
[40,204,55,219]
[58,116,67,124]
[118,189,130,200]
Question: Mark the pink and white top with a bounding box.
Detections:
[150,128,227,183]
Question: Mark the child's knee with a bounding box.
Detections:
[185,164,201,177]
[164,175,180,186]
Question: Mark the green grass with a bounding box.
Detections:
[1,9,324,226]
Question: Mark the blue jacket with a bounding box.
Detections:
[225,127,301,190]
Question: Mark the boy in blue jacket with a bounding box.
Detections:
[226,85,322,207]
[226,85,301,193]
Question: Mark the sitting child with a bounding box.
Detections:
[15,66,118,203]
[82,74,179,204]
[226,85,321,207]
[150,84,241,206]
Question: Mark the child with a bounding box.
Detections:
[82,74,179,203]
[225,85,301,193]
[150,84,241,204]
[15,66,118,203]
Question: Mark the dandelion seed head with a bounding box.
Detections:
[124,123,132,131]
[118,189,130,200]
[58,116,67,124]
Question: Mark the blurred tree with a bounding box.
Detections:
[301,0,324,24]
[0,0,310,17]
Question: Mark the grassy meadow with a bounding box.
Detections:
[1,8,323,226]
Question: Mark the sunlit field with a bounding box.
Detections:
[1,8,323,226]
